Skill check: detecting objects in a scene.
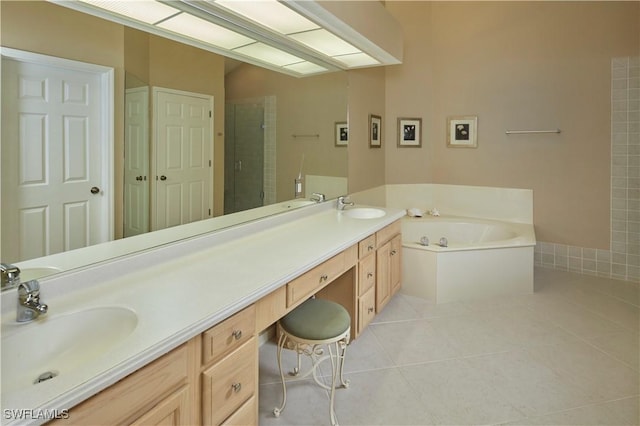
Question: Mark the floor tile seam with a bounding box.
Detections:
[502,394,640,425]
[578,332,640,373]
[573,281,640,308]
[528,294,636,335]
[392,354,530,426]
[370,311,471,326]
[519,334,640,403]
[557,286,640,323]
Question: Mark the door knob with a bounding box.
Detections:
[136,176,143,181]
[90,186,100,194]
[160,175,167,181]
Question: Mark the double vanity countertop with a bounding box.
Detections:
[1,203,404,425]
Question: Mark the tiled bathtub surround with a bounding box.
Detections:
[611,56,640,282]
[526,57,640,284]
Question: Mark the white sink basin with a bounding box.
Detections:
[344,208,386,219]
[1,306,138,392]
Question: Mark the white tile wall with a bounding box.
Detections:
[535,56,640,283]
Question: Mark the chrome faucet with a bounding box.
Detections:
[337,196,355,210]
[311,193,326,203]
[17,280,48,322]
[1,263,21,290]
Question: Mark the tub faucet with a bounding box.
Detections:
[337,196,354,210]
[1,263,21,290]
[311,193,326,203]
[17,280,48,322]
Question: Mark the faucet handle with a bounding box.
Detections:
[311,192,326,202]
[18,279,41,296]
[1,263,21,290]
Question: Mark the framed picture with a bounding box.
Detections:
[369,114,382,148]
[397,117,422,147]
[335,121,348,146]
[447,116,478,148]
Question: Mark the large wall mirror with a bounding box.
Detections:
[0,1,347,279]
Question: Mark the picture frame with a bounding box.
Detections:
[447,116,478,148]
[335,121,348,147]
[397,117,422,147]
[369,114,382,148]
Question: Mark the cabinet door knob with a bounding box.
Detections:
[231,382,242,393]
[319,274,329,282]
[368,245,374,251]
[367,272,373,278]
[232,330,242,340]
[391,250,397,255]
[368,307,374,313]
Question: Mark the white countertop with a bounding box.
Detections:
[0,204,405,425]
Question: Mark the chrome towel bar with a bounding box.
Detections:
[505,129,561,135]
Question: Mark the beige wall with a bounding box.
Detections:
[384,1,640,249]
[226,64,348,202]
[347,67,387,193]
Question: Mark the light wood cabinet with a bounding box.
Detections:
[200,305,258,426]
[375,222,402,313]
[48,341,196,426]
[129,385,191,426]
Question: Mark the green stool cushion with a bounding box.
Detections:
[280,298,350,340]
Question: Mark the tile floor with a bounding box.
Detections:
[258,267,639,425]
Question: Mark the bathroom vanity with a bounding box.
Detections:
[1,203,403,425]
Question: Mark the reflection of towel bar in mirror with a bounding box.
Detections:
[505,129,561,134]
[292,134,320,138]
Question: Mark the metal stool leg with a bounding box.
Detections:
[273,332,288,418]
[273,326,350,424]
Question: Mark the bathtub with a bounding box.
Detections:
[401,216,536,304]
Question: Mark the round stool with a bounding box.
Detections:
[273,298,351,426]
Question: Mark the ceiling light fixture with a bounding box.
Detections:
[51,0,402,77]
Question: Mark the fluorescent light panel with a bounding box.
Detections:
[80,0,177,25]
[157,13,254,49]
[233,42,305,67]
[290,29,360,57]
[283,61,328,75]
[333,52,379,67]
[214,0,319,34]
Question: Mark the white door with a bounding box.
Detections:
[124,86,150,237]
[152,88,213,231]
[1,50,113,262]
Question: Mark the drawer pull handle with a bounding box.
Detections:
[232,330,242,340]
[368,307,374,314]
[319,274,329,282]
[231,382,242,393]
[367,272,373,278]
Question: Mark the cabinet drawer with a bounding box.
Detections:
[202,305,255,366]
[202,338,256,426]
[376,221,401,246]
[358,235,376,259]
[358,287,376,334]
[287,252,345,307]
[358,253,376,296]
[50,344,190,425]
[221,395,257,426]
